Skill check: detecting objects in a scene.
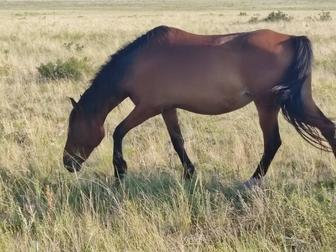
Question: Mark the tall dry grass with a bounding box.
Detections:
[0,3,335,251]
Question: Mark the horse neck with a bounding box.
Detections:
[100,96,125,123]
[79,88,125,126]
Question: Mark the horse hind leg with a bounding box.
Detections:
[245,103,282,188]
[162,109,195,179]
[301,99,336,156]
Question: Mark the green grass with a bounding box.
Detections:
[37,57,91,81]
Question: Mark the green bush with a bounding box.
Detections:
[263,10,292,22]
[37,57,90,81]
[248,16,259,24]
[318,11,332,21]
[0,64,10,77]
[63,41,85,52]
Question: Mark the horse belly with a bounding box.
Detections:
[176,86,253,115]
[170,63,253,114]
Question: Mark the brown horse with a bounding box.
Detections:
[63,26,336,187]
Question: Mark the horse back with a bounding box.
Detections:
[124,27,296,109]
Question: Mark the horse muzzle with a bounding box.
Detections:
[63,153,83,172]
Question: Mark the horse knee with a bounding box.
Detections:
[267,138,281,155]
[274,136,282,149]
[321,123,336,143]
[272,140,281,154]
[171,134,184,150]
[267,131,281,153]
[304,104,336,151]
[306,106,335,139]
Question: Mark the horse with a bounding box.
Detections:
[63,26,336,187]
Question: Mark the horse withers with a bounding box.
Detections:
[63,26,336,186]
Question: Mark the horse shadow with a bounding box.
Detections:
[1,166,248,217]
[70,167,252,213]
[8,165,335,227]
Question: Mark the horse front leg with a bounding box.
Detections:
[113,105,159,179]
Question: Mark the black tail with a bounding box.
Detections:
[273,36,331,151]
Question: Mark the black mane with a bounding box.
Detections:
[78,25,170,114]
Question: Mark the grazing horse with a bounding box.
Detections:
[63,26,336,186]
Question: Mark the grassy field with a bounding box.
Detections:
[0,1,336,251]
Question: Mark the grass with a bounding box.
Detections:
[0,1,336,251]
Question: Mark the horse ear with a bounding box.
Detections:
[69,97,77,108]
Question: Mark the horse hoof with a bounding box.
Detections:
[114,174,126,188]
[113,158,128,176]
[183,168,195,180]
[114,170,126,180]
[243,178,262,189]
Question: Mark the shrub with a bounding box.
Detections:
[75,43,85,52]
[37,57,90,81]
[63,41,85,52]
[263,10,292,22]
[238,12,247,16]
[3,49,9,56]
[248,16,259,24]
[318,11,332,21]
[63,41,74,50]
[0,64,10,77]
